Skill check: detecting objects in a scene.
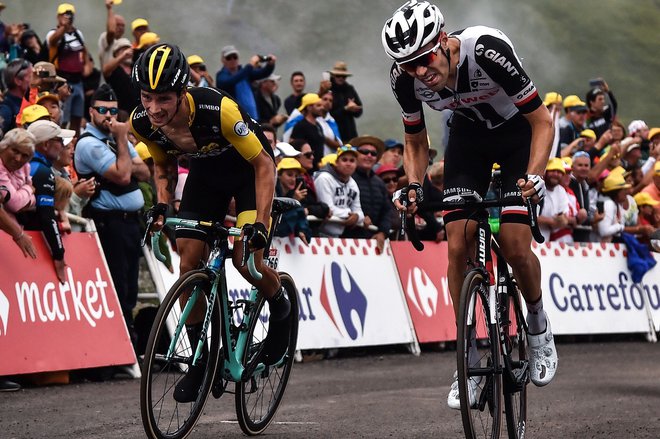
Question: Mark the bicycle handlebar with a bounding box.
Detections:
[147,217,262,279]
[400,195,545,252]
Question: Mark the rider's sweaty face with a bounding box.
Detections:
[141,90,180,127]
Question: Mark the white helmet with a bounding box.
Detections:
[382,0,445,62]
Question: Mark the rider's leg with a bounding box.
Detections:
[176,237,210,324]
[445,218,478,320]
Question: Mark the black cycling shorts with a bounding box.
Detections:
[442,112,531,225]
[176,150,257,241]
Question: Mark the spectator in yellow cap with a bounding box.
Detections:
[187,55,215,88]
[35,93,62,125]
[538,157,573,243]
[130,18,149,48]
[558,95,589,158]
[47,2,86,135]
[635,192,659,229]
[20,104,51,128]
[290,93,326,166]
[136,31,159,50]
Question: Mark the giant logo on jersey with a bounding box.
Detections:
[319,262,367,340]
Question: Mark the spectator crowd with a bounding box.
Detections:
[0,1,658,390]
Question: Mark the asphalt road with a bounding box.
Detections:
[2,340,660,439]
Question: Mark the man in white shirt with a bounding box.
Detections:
[538,158,572,242]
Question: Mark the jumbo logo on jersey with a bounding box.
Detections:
[405,267,439,317]
[0,288,9,336]
[319,262,367,340]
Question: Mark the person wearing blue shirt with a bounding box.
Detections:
[74,84,149,337]
[215,45,276,120]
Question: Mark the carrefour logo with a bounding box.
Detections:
[0,288,8,336]
[405,267,439,317]
[319,262,367,340]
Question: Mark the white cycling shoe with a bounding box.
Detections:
[447,371,481,410]
[527,312,558,386]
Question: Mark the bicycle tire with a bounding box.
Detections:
[457,270,502,439]
[503,287,529,439]
[140,270,221,439]
[236,272,299,436]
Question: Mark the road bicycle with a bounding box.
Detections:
[402,182,544,439]
[140,198,301,438]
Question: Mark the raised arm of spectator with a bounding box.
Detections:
[216,64,254,89]
[104,0,117,46]
[249,55,276,81]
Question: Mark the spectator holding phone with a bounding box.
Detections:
[274,158,313,243]
[538,158,572,243]
[585,78,617,139]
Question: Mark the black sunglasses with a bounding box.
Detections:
[358,149,378,157]
[93,106,119,115]
[225,54,238,61]
[302,152,314,158]
[382,176,399,184]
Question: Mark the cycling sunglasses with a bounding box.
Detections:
[93,106,119,116]
[397,41,442,71]
[382,176,399,184]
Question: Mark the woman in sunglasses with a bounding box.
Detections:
[382,0,557,408]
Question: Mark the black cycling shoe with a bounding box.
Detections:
[259,316,292,366]
[173,363,206,403]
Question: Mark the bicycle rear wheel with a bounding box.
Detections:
[503,287,529,439]
[140,270,221,439]
[236,272,299,436]
[457,270,502,439]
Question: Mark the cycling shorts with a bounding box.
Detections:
[442,112,531,225]
[175,150,257,242]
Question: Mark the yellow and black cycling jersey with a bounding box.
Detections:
[129,86,273,165]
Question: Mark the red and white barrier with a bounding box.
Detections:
[0,231,136,376]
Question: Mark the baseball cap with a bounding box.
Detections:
[628,120,648,135]
[585,87,605,103]
[27,120,75,144]
[563,95,587,111]
[546,157,566,174]
[634,192,659,207]
[580,129,597,139]
[34,62,66,83]
[91,83,118,102]
[131,18,149,32]
[276,157,304,173]
[221,45,239,58]
[275,142,301,158]
[384,138,404,151]
[57,3,75,15]
[562,157,573,172]
[137,32,160,49]
[298,93,321,112]
[259,73,282,82]
[649,128,660,141]
[35,91,60,105]
[186,55,205,66]
[375,164,399,177]
[543,92,562,107]
[319,153,337,167]
[20,104,51,126]
[336,144,358,158]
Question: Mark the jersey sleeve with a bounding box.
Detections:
[389,63,426,134]
[219,97,264,161]
[128,108,169,165]
[473,33,542,114]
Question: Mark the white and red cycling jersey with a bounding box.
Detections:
[389,26,542,133]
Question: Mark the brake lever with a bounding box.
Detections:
[141,216,154,247]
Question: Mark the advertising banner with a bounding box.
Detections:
[0,232,136,376]
[532,242,660,335]
[150,237,418,351]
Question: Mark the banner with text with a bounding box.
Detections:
[0,232,136,376]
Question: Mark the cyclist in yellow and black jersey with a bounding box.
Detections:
[130,43,291,403]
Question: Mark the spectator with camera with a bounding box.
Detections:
[274,158,314,243]
[187,55,214,88]
[46,3,88,135]
[585,78,617,139]
[215,45,276,120]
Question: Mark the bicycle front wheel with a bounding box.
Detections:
[457,270,502,439]
[503,287,528,439]
[140,270,221,439]
[236,272,299,436]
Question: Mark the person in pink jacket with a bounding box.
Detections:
[0,128,36,220]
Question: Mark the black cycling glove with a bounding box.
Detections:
[244,222,269,251]
[398,182,425,205]
[145,203,169,224]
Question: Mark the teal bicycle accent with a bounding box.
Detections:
[140,198,301,439]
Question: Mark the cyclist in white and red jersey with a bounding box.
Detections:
[382,0,558,409]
